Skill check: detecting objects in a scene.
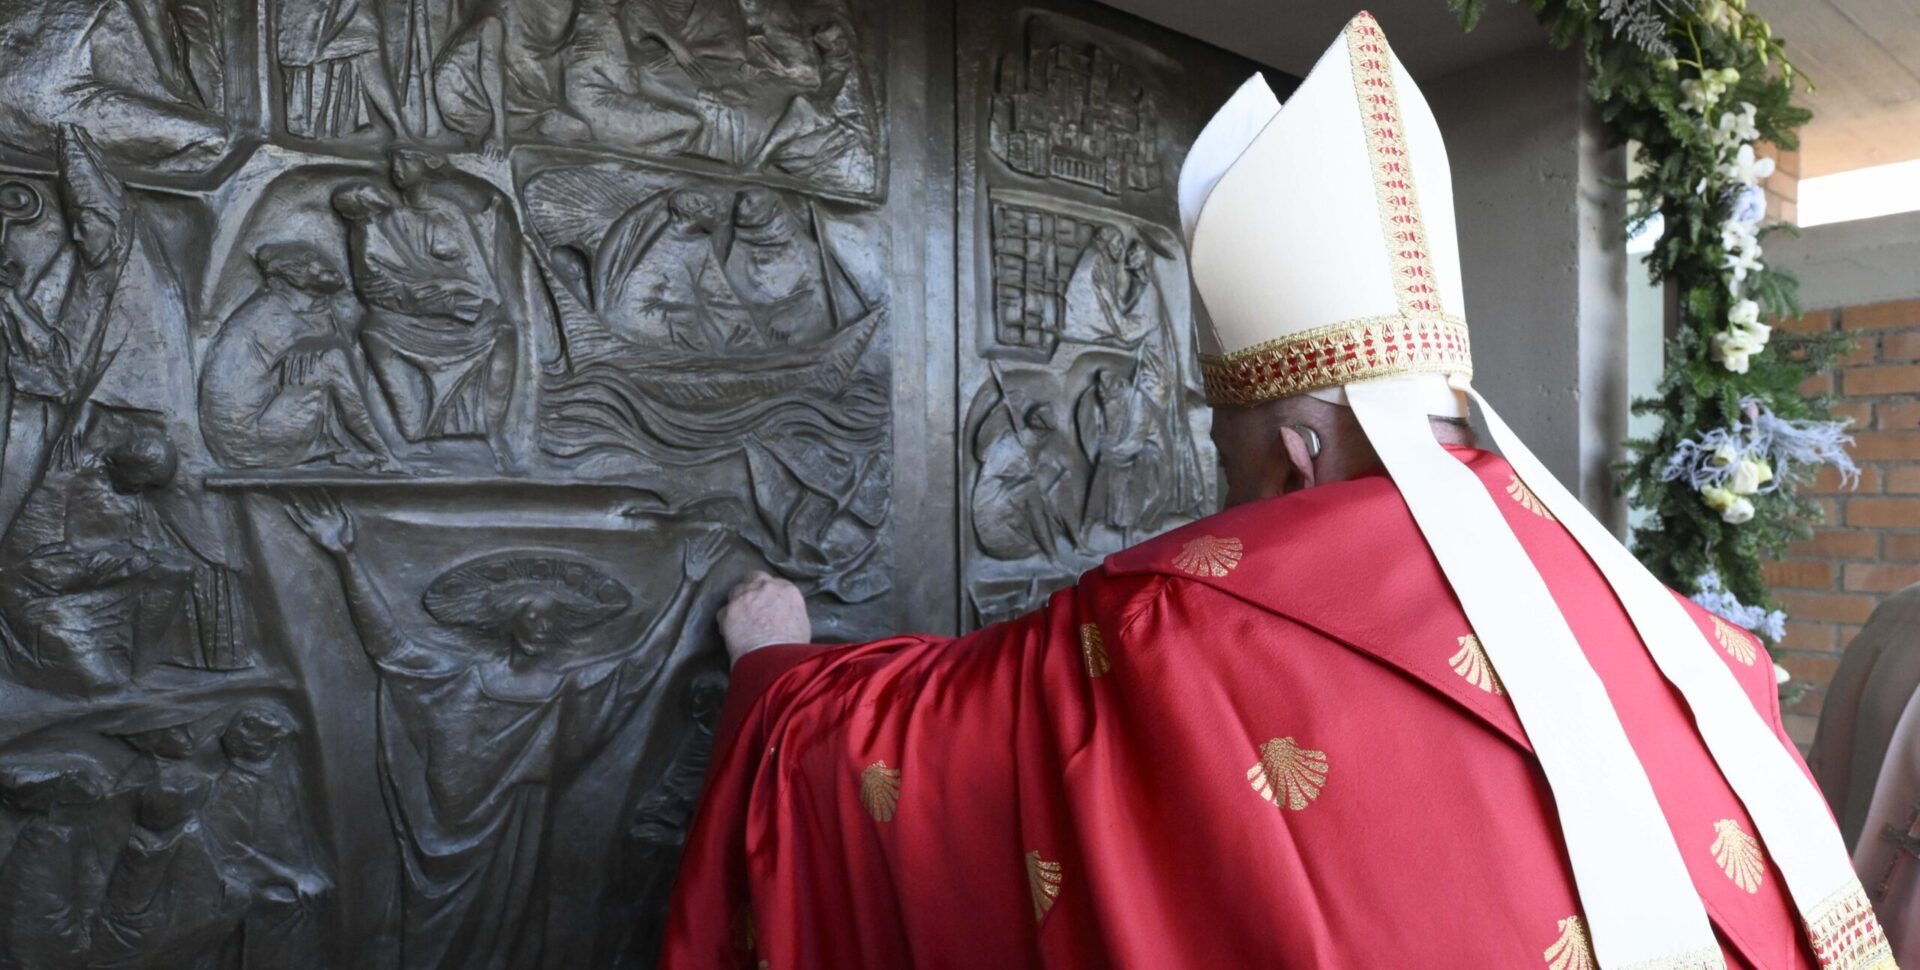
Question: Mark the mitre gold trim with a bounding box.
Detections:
[1198,315,1471,407]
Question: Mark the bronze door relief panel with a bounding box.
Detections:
[0,0,1270,965]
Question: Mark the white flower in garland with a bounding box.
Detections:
[1720,143,1776,186]
[1715,102,1760,148]
[1711,327,1765,373]
[1720,238,1764,291]
[1662,399,1860,526]
[1699,0,1738,32]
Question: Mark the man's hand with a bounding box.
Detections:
[718,571,810,667]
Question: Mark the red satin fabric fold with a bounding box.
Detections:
[664,450,1819,969]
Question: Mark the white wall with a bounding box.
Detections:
[1766,211,1920,312]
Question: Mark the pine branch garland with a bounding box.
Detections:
[1448,0,1841,681]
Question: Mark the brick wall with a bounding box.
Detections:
[1766,297,1920,746]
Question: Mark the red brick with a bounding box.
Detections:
[1844,563,1920,593]
[1847,498,1920,527]
[1840,337,1878,367]
[1809,464,1878,493]
[1844,365,1920,396]
[1886,533,1920,561]
[1810,498,1837,524]
[1764,560,1835,589]
[1788,529,1879,558]
[1801,372,1835,398]
[1884,330,1920,361]
[1776,590,1879,624]
[1780,650,1841,685]
[1776,310,1835,334]
[1831,401,1873,428]
[1887,466,1920,494]
[1839,624,1866,646]
[1778,621,1837,652]
[1844,299,1920,330]
[1877,401,1920,428]
[1850,432,1920,461]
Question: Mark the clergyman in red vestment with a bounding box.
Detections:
[663,13,1894,969]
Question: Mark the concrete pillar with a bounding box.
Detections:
[1426,44,1631,530]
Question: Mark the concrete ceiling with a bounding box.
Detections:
[1747,0,1920,177]
[1092,0,1548,80]
[1100,0,1920,178]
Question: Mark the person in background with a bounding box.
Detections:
[1811,582,1920,962]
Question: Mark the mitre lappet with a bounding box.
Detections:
[1181,12,1873,969]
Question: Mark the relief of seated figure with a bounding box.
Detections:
[0,424,197,695]
[199,242,400,471]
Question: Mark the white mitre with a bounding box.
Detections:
[1179,13,1882,970]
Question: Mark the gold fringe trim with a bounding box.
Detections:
[1199,314,1471,406]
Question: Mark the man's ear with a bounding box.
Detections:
[1277,424,1318,492]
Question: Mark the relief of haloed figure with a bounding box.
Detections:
[285,493,727,969]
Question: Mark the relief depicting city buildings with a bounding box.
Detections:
[962,8,1221,627]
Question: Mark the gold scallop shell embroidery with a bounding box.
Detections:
[1544,915,1596,970]
[1247,737,1329,811]
[1449,634,1505,696]
[1025,850,1063,922]
[1079,623,1111,678]
[859,761,902,822]
[1173,535,1244,577]
[1710,615,1759,666]
[1507,476,1557,521]
[1711,818,1765,893]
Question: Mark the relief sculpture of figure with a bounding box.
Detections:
[285,492,727,970]
[971,391,1077,561]
[593,189,752,351]
[90,723,241,970]
[203,705,329,970]
[0,0,231,172]
[553,0,705,153]
[277,0,403,140]
[722,188,829,345]
[200,242,399,471]
[757,20,879,195]
[0,425,198,694]
[0,752,113,970]
[333,151,526,467]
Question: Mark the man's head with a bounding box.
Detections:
[503,589,569,660]
[332,181,394,226]
[222,705,293,762]
[390,149,449,190]
[1210,392,1473,507]
[104,426,179,495]
[733,188,782,230]
[669,191,718,230]
[255,242,344,295]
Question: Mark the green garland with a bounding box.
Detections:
[1449,0,1851,662]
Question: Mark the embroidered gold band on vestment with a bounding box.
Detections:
[1347,13,1446,319]
[1806,882,1897,970]
[1616,948,1728,970]
[1198,314,1471,406]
